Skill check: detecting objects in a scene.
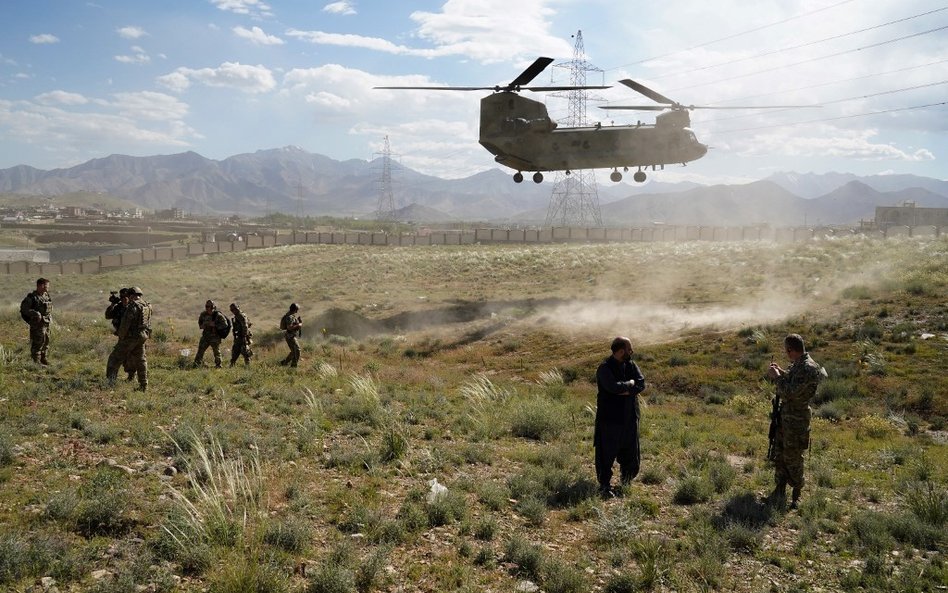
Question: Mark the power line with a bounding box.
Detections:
[604,0,860,71]
[713,101,947,134]
[648,6,948,82]
[704,80,948,123]
[711,58,948,105]
[668,24,948,93]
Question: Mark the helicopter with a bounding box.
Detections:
[376,57,815,184]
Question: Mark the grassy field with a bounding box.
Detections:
[0,236,945,592]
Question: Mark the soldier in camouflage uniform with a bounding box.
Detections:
[279,302,302,367]
[105,288,136,381]
[20,278,53,365]
[229,303,253,367]
[194,300,226,368]
[106,287,151,391]
[767,333,825,509]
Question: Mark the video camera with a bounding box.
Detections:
[108,288,129,304]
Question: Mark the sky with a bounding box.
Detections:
[1,0,946,186]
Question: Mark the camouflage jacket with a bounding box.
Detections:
[775,352,825,425]
[280,312,301,338]
[198,309,226,338]
[118,300,151,340]
[232,311,252,341]
[21,291,52,326]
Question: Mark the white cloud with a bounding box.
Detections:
[29,34,60,44]
[288,0,573,64]
[323,1,356,15]
[729,127,937,162]
[209,0,272,17]
[108,91,190,121]
[233,25,284,46]
[117,26,147,39]
[35,91,89,106]
[158,62,276,94]
[115,47,151,64]
[0,91,198,160]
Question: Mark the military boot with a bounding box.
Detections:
[39,355,49,366]
[766,481,787,507]
[790,487,801,510]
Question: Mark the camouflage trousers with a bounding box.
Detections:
[230,338,252,366]
[194,335,222,367]
[773,423,809,490]
[29,324,50,363]
[107,337,147,389]
[282,335,300,367]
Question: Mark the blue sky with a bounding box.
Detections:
[1,0,946,186]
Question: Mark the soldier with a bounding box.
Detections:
[105,288,135,381]
[106,286,151,391]
[229,303,253,367]
[194,300,227,368]
[20,277,53,365]
[279,302,302,367]
[594,336,647,498]
[767,333,825,509]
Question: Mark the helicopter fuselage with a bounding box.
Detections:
[478,92,707,175]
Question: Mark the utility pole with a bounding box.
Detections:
[545,30,603,227]
[374,135,398,222]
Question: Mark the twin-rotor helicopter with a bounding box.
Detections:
[376,57,815,184]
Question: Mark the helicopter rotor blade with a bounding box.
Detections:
[509,57,555,89]
[619,79,675,105]
[601,103,820,111]
[522,85,611,92]
[374,86,497,91]
[600,105,668,111]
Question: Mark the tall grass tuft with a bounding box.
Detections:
[161,430,265,557]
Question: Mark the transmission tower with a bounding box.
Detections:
[545,30,603,227]
[374,136,397,221]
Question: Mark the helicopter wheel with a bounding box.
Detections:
[610,170,622,183]
[532,172,543,183]
[513,172,524,183]
[633,171,647,183]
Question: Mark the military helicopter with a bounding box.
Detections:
[376,57,813,184]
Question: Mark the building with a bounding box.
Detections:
[875,201,948,228]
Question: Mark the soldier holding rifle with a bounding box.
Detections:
[767,333,825,509]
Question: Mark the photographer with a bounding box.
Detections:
[105,288,130,334]
[104,288,136,381]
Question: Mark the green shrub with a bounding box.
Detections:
[473,517,497,541]
[0,434,12,467]
[510,397,567,441]
[515,495,548,527]
[603,573,637,593]
[905,481,948,526]
[477,482,509,511]
[673,475,712,505]
[425,490,467,527]
[708,460,736,494]
[504,536,544,580]
[355,546,389,593]
[639,465,665,485]
[723,522,761,553]
[378,422,409,463]
[541,557,586,593]
[264,518,311,552]
[306,561,355,593]
[593,505,638,546]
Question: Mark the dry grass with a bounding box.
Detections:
[0,236,945,592]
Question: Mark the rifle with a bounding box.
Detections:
[767,355,780,462]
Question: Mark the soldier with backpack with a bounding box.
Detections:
[20,278,53,365]
[106,287,152,391]
[229,303,253,367]
[279,302,302,368]
[194,299,230,368]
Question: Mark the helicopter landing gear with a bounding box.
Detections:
[610,170,622,182]
[513,172,524,183]
[633,170,647,183]
[532,172,543,183]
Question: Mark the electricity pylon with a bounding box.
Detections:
[545,30,603,227]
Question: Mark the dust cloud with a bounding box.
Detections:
[525,293,805,345]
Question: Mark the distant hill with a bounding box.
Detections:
[1,148,945,226]
[766,171,948,199]
[0,191,138,210]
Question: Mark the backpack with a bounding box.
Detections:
[20,294,35,323]
[216,312,232,339]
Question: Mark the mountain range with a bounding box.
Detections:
[1,147,945,226]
